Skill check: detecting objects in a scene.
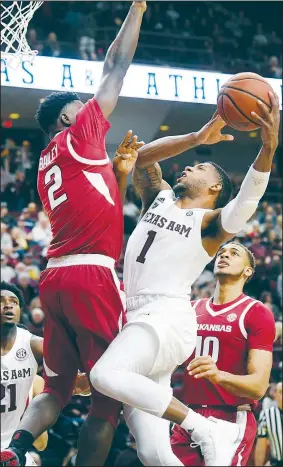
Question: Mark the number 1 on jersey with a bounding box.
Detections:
[136,230,157,264]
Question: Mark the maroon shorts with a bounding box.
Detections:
[40,260,126,428]
[171,407,257,466]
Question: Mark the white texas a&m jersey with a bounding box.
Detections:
[124,189,213,298]
[1,327,38,448]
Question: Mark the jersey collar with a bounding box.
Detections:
[206,293,250,316]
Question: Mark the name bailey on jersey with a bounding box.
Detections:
[142,210,192,238]
[39,143,58,171]
[1,367,33,381]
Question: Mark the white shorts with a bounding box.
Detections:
[125,295,197,375]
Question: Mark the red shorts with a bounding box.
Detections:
[40,260,126,428]
[171,407,257,466]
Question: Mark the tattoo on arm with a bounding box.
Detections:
[133,163,163,194]
[133,163,169,214]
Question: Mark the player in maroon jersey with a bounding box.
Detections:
[171,241,276,466]
[0,3,147,467]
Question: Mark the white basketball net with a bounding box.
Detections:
[1,1,44,68]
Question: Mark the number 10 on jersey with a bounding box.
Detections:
[195,336,220,363]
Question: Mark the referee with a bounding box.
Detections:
[255,382,282,466]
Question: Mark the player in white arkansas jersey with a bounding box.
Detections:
[90,95,280,467]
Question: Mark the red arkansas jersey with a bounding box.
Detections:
[180,293,275,408]
[37,98,123,260]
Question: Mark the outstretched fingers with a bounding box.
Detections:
[252,91,279,127]
[128,134,138,147]
[132,141,145,150]
[121,130,133,147]
[251,109,270,127]
[221,133,234,141]
[209,114,227,129]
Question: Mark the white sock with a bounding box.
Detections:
[180,408,209,432]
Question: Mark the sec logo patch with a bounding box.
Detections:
[227,313,237,322]
[186,211,193,216]
[15,348,28,361]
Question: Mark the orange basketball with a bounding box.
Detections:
[217,72,273,131]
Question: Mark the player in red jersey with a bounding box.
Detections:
[171,241,276,466]
[0,3,147,467]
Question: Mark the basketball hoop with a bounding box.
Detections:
[1,1,44,69]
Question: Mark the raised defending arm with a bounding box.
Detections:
[113,130,145,202]
[95,2,146,118]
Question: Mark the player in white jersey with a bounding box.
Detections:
[89,92,280,466]
[1,282,45,466]
[1,282,90,467]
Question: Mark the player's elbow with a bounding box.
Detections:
[252,383,268,400]
[253,390,265,401]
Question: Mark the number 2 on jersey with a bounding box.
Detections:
[195,336,220,363]
[136,230,157,264]
[0,383,17,413]
[45,165,67,210]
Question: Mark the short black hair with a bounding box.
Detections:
[1,281,25,309]
[225,241,256,282]
[35,91,81,134]
[208,162,233,209]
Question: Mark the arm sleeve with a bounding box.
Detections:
[220,166,270,234]
[68,98,111,164]
[245,303,276,351]
[257,410,268,438]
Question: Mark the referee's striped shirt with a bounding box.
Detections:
[258,405,283,463]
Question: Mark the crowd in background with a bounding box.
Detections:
[25,1,282,76]
[1,137,282,466]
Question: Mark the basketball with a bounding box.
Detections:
[217,72,274,131]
